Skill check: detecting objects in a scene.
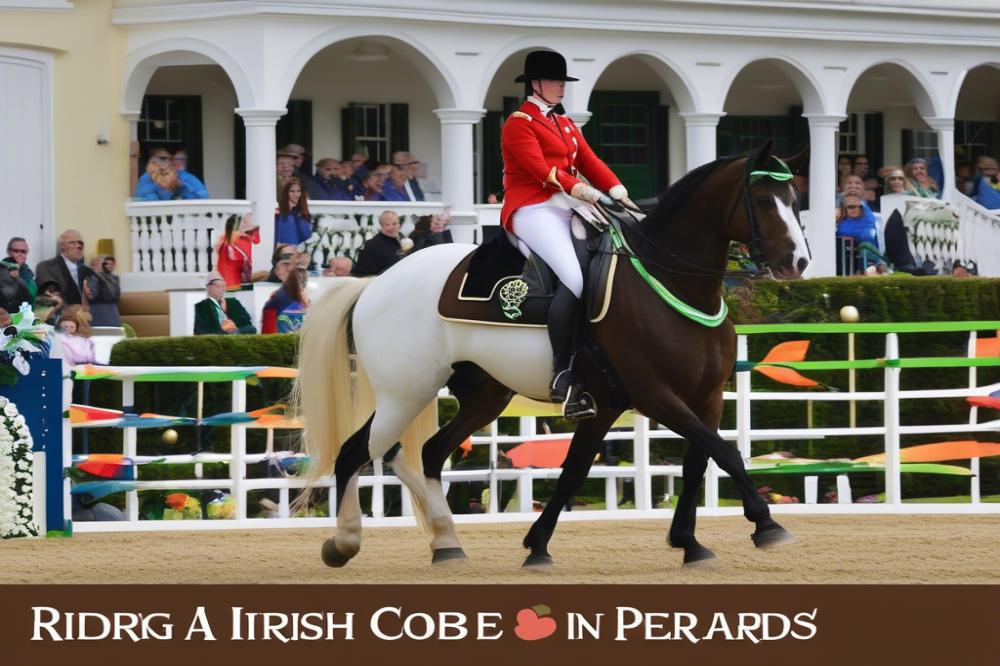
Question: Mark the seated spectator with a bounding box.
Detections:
[35,283,64,325]
[276,153,296,194]
[56,305,96,367]
[362,172,386,201]
[350,152,370,180]
[170,148,210,199]
[322,256,354,277]
[280,144,314,188]
[976,156,999,191]
[86,254,121,326]
[275,178,313,248]
[970,156,1000,209]
[35,228,93,307]
[194,272,256,335]
[215,213,260,288]
[837,155,854,183]
[836,175,875,216]
[956,162,976,195]
[382,162,412,201]
[352,210,406,276]
[852,154,871,179]
[262,266,310,334]
[904,158,939,198]
[309,158,353,201]
[410,212,453,252]
[391,151,425,201]
[135,147,209,200]
[6,237,35,305]
[836,193,880,273]
[880,167,913,196]
[486,193,500,204]
[863,176,881,211]
[0,256,31,313]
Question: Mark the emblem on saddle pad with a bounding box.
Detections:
[498,279,530,320]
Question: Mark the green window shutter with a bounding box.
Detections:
[341,107,354,159]
[865,112,884,172]
[389,103,409,155]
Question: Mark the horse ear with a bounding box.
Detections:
[783,146,810,176]
[750,140,774,169]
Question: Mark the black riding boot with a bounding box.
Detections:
[548,285,596,419]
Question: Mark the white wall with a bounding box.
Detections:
[956,66,1000,120]
[724,61,805,115]
[290,40,441,191]
[146,65,237,199]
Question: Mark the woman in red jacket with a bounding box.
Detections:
[215,213,259,288]
[501,50,634,418]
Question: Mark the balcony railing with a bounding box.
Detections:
[126,199,449,273]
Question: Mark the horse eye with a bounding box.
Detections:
[755,197,776,208]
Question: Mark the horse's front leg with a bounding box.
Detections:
[522,408,622,567]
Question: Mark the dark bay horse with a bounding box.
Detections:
[294,141,809,568]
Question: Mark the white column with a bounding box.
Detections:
[434,108,486,242]
[567,111,592,129]
[236,108,285,270]
[924,116,955,199]
[680,112,724,171]
[803,114,845,277]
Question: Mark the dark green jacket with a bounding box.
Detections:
[193,297,256,335]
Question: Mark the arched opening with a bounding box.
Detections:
[721,60,812,159]
[587,55,692,198]
[278,36,455,201]
[954,64,1000,198]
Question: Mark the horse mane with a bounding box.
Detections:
[646,154,742,227]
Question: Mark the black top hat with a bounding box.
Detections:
[514,51,578,83]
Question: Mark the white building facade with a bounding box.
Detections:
[42,1,1000,276]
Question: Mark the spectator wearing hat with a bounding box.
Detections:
[86,254,121,326]
[391,151,425,201]
[5,237,35,305]
[279,143,315,191]
[309,158,357,201]
[35,229,94,307]
[193,272,256,335]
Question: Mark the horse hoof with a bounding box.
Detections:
[683,544,717,565]
[751,524,795,549]
[522,552,554,569]
[432,547,468,564]
[321,538,354,568]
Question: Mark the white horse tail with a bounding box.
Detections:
[292,277,376,489]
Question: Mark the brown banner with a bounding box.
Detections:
[0,585,994,665]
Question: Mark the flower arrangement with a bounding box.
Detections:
[0,396,38,539]
[163,492,202,520]
[206,492,235,519]
[1,302,52,386]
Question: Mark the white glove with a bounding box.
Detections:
[609,184,629,200]
[571,182,604,204]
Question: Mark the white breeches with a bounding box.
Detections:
[509,194,583,298]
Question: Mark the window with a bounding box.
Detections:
[908,129,939,160]
[838,114,861,155]
[349,103,389,162]
[139,97,185,144]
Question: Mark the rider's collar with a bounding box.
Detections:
[527,95,558,117]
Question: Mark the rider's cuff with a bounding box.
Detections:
[609,184,628,200]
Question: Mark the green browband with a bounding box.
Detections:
[749,156,794,183]
[609,225,728,328]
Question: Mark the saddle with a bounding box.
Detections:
[437,206,621,327]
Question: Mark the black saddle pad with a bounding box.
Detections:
[460,231,527,299]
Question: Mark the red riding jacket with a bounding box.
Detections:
[500,100,621,230]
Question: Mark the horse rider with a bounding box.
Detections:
[500,50,635,418]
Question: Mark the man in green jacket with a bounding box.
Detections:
[193,272,256,335]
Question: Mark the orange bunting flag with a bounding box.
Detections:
[459,437,473,458]
[504,439,572,469]
[754,340,819,387]
[974,337,1000,358]
[857,440,1000,464]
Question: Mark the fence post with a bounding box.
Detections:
[633,416,651,511]
[967,331,980,504]
[231,379,247,520]
[883,333,902,505]
[736,334,751,462]
[122,378,138,522]
[487,419,499,513]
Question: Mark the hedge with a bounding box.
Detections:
[91,277,1000,506]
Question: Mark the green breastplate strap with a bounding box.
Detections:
[608,225,728,328]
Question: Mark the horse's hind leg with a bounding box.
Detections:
[521,407,622,568]
[322,414,375,568]
[420,363,513,564]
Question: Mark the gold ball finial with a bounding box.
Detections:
[839,305,860,323]
[161,428,179,445]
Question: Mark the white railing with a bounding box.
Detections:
[881,193,1000,275]
[126,199,252,274]
[125,199,451,273]
[66,323,1000,533]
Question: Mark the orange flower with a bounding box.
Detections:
[165,493,189,510]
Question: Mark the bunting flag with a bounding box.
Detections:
[753,340,820,388]
[67,403,302,429]
[855,440,1000,464]
[76,454,136,480]
[747,461,971,476]
[504,438,572,468]
[67,405,124,424]
[967,388,1000,411]
[974,336,999,358]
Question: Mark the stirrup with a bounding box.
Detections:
[562,384,596,420]
[549,368,573,403]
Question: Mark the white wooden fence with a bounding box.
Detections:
[65,322,1000,533]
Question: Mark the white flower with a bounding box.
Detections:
[3,403,15,417]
